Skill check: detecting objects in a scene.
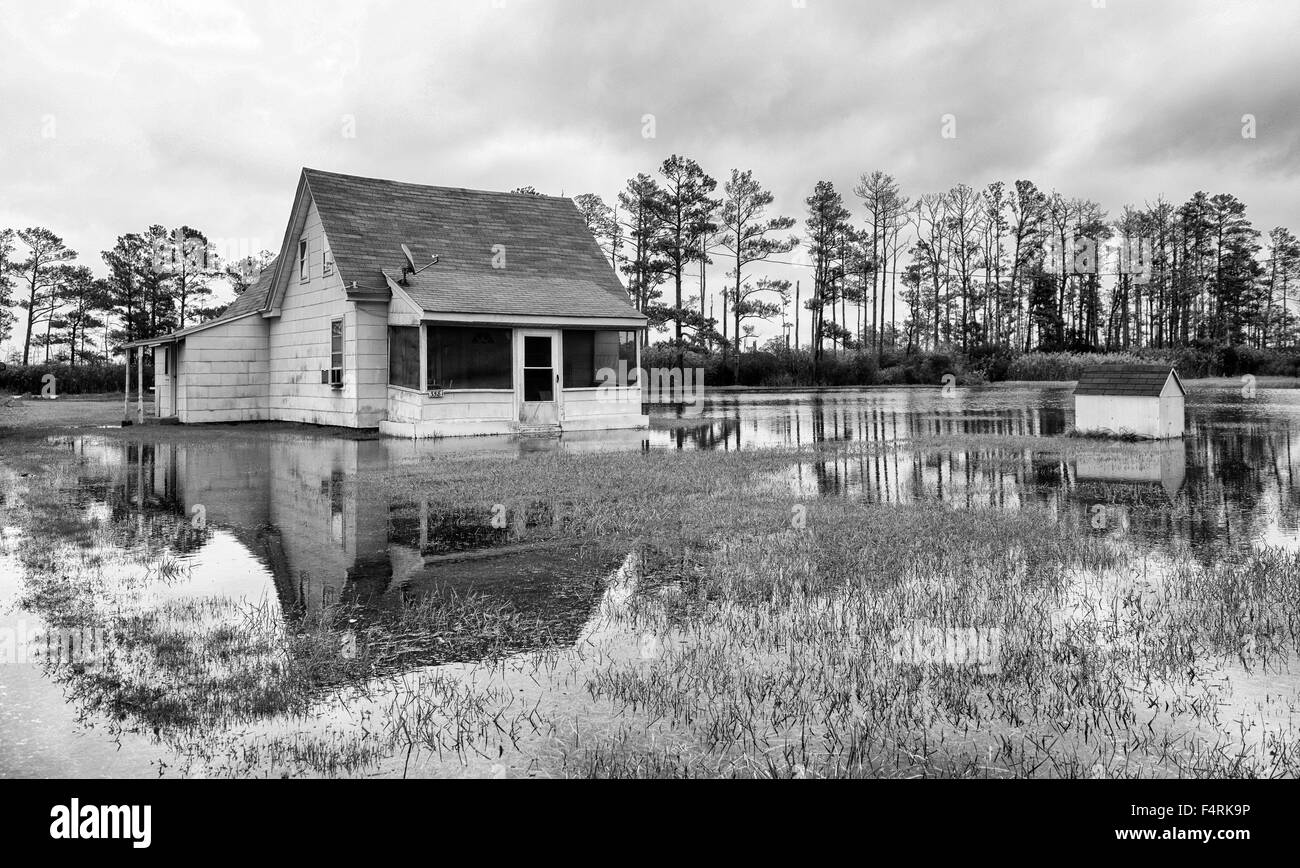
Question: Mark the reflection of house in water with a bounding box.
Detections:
[110,437,614,641]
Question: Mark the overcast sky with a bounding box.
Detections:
[1,0,1297,345]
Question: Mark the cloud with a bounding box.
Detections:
[1,0,1297,348]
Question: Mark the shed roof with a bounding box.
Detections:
[1074,364,1184,397]
[302,168,643,321]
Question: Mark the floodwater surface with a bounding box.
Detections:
[1,384,1298,777]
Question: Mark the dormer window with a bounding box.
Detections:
[299,240,309,282]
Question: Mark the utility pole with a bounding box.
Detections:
[794,280,800,352]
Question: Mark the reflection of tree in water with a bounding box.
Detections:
[792,412,1300,569]
[666,418,741,450]
[14,440,210,566]
[1060,421,1300,565]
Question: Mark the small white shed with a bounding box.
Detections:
[1073,364,1186,439]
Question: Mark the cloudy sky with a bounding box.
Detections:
[1,0,1297,346]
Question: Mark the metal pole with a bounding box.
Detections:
[794,281,800,351]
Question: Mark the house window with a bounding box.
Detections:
[388,326,420,389]
[322,242,334,277]
[426,325,512,390]
[299,240,310,282]
[329,319,343,383]
[562,330,638,387]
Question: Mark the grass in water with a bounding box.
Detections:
[3,434,1298,777]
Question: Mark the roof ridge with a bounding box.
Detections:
[301,167,569,200]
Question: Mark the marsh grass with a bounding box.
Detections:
[569,509,1300,778]
[1064,426,1147,442]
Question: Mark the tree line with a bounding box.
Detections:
[569,161,1300,380]
[5,166,1296,378]
[0,225,272,366]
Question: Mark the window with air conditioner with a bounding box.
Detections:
[326,319,343,387]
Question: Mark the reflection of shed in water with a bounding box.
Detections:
[1074,442,1187,501]
[1070,444,1187,538]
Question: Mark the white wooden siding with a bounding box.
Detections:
[387,386,514,423]
[175,317,270,423]
[561,386,642,419]
[1074,394,1185,439]
[353,302,389,427]
[267,198,356,427]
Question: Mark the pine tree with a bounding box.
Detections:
[803,180,852,381]
[652,155,719,354]
[14,227,76,366]
[718,169,797,377]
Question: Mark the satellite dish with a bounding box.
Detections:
[399,244,440,283]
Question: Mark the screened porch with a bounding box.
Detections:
[382,323,645,434]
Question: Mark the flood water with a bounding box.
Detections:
[672,385,1300,563]
[2,383,1298,777]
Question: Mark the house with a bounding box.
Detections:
[1072,363,1186,439]
[125,168,649,437]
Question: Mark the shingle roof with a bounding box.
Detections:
[211,260,276,324]
[398,271,642,319]
[123,262,276,347]
[1074,364,1182,397]
[302,168,643,321]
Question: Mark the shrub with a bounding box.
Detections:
[1220,345,1300,377]
[0,363,149,396]
[966,344,1016,381]
[816,352,879,386]
[648,341,1300,389]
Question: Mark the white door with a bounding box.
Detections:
[519,330,560,425]
[168,346,179,417]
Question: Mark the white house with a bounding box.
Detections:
[1072,364,1186,439]
[125,168,649,438]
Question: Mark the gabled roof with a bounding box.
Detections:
[1074,364,1184,397]
[301,168,643,321]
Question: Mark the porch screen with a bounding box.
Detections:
[388,326,420,389]
[426,325,512,389]
[563,330,638,387]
